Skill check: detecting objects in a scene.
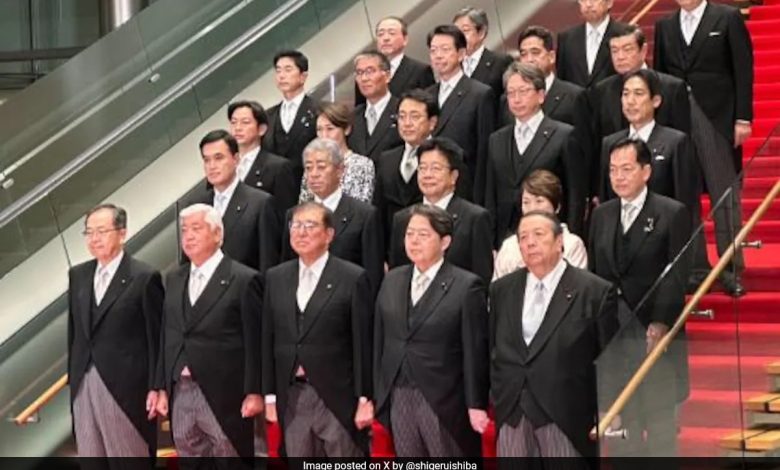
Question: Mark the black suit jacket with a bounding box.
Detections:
[348,96,403,162]
[556,18,627,88]
[262,256,373,452]
[262,95,320,182]
[599,125,698,210]
[243,148,298,213]
[470,48,514,99]
[485,118,586,245]
[281,195,384,294]
[157,257,262,457]
[654,2,753,148]
[355,55,435,106]
[388,196,493,284]
[588,191,691,328]
[184,181,281,273]
[373,145,423,248]
[68,254,162,452]
[428,76,496,203]
[374,262,489,456]
[489,264,618,458]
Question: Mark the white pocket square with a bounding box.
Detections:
[709,31,722,37]
[655,155,666,161]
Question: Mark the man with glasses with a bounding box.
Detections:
[485,62,585,247]
[556,0,627,88]
[68,204,163,462]
[281,138,383,294]
[263,202,374,457]
[348,51,403,162]
[588,138,691,456]
[388,137,493,284]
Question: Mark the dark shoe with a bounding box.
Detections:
[721,276,746,298]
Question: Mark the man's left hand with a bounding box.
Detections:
[646,322,670,354]
[735,122,752,148]
[241,394,264,418]
[468,408,490,434]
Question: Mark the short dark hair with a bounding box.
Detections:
[609,137,652,167]
[409,203,454,238]
[519,210,563,237]
[453,7,489,33]
[427,24,467,50]
[273,50,309,73]
[417,137,463,172]
[611,23,646,49]
[503,62,546,91]
[199,129,239,155]
[518,25,554,51]
[227,100,268,126]
[376,16,408,36]
[521,169,563,211]
[399,88,440,118]
[354,49,391,72]
[623,68,662,98]
[85,203,127,230]
[291,201,335,230]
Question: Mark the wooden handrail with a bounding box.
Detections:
[14,374,67,426]
[618,0,648,23]
[594,179,780,439]
[629,0,661,25]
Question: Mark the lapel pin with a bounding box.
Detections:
[256,182,263,187]
[342,217,348,223]
[644,217,655,233]
[566,292,573,300]
[452,213,459,220]
[326,283,332,290]
[555,96,561,101]
[486,61,493,67]
[121,279,126,284]
[236,205,242,212]
[543,130,550,138]
[220,279,227,286]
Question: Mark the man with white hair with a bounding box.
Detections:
[154,203,264,460]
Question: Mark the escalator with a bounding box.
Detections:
[0,0,540,456]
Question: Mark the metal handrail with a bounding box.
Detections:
[13,374,67,425]
[594,179,780,439]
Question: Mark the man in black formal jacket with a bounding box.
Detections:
[598,69,697,211]
[453,6,513,101]
[591,25,691,144]
[281,138,384,294]
[427,24,496,203]
[263,202,374,457]
[374,89,435,247]
[68,204,162,461]
[155,204,264,459]
[375,204,489,457]
[355,16,435,106]
[228,100,297,212]
[655,0,753,295]
[262,50,319,185]
[589,138,691,456]
[388,137,493,284]
[556,0,627,88]
[183,130,281,274]
[485,62,585,246]
[490,211,618,457]
[348,51,403,162]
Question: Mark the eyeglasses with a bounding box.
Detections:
[355,67,384,78]
[82,228,120,238]
[289,221,323,233]
[506,87,538,98]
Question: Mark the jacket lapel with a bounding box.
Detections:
[686,4,719,67]
[508,271,529,358]
[187,257,233,330]
[332,196,353,238]
[391,57,412,90]
[286,263,299,336]
[92,255,133,332]
[248,150,269,190]
[574,25,589,84]
[264,106,280,149]
[515,118,557,185]
[408,262,455,337]
[446,196,463,232]
[366,97,399,155]
[78,260,98,338]
[299,258,339,340]
[543,79,564,116]
[287,96,317,142]
[590,20,615,83]
[604,202,622,279]
[222,184,249,235]
[435,77,469,132]
[526,266,578,362]
[472,49,494,82]
[647,127,669,162]
[621,192,657,272]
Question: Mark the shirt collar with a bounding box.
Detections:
[413,257,445,284]
[515,109,545,135]
[545,73,555,93]
[528,257,567,291]
[389,54,404,76]
[423,192,455,211]
[621,185,648,210]
[314,187,343,213]
[466,45,486,65]
[629,120,655,142]
[684,0,707,20]
[283,91,306,110]
[238,146,261,179]
[366,91,392,119]
[96,250,124,278]
[587,16,610,38]
[214,174,240,203]
[441,69,464,89]
[299,251,329,280]
[191,249,224,281]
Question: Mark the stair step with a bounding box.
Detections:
[747,19,780,35]
[754,66,780,85]
[702,197,780,220]
[752,118,780,137]
[755,100,780,119]
[755,49,780,65]
[721,428,780,452]
[743,138,780,159]
[751,35,780,51]
[680,426,739,456]
[745,393,780,412]
[681,389,758,429]
[689,355,780,391]
[741,177,779,199]
[704,220,780,242]
[755,83,780,101]
[750,5,780,21]
[686,322,780,357]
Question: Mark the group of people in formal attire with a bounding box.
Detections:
[67,0,754,464]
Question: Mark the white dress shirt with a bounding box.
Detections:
[297,251,329,311]
[522,258,567,344]
[545,73,555,93]
[182,249,224,376]
[314,187,343,213]
[680,1,707,45]
[237,146,261,182]
[281,91,306,133]
[400,143,419,183]
[463,45,485,77]
[94,251,124,305]
[411,257,444,305]
[423,192,455,211]
[213,175,240,217]
[586,17,610,74]
[389,54,404,78]
[620,186,648,232]
[366,91,392,134]
[515,110,545,154]
[629,120,656,142]
[439,70,464,106]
